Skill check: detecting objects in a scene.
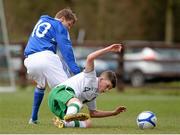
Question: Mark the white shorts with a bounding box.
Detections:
[24,51,69,89]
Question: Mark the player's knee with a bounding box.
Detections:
[67,98,82,106]
[66,98,83,113]
[68,97,80,103]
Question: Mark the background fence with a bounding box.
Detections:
[1,41,180,91]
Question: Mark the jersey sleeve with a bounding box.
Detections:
[86,99,96,110]
[83,69,96,78]
[55,24,81,75]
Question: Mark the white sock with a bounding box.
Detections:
[63,120,86,128]
[79,121,86,128]
[63,120,75,127]
[66,101,83,115]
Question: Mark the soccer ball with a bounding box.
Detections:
[136,111,157,129]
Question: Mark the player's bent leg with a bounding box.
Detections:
[25,53,48,124]
[64,98,90,122]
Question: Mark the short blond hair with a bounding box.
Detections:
[55,8,77,24]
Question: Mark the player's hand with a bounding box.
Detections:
[113,106,126,115]
[106,44,122,52]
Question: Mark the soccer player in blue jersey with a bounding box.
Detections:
[24,8,81,124]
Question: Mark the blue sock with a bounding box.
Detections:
[31,87,45,121]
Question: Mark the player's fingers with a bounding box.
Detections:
[114,45,122,52]
[117,108,124,112]
[113,43,122,46]
[112,47,121,52]
[122,108,126,112]
[118,106,127,112]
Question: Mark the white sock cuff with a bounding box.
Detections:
[72,101,83,109]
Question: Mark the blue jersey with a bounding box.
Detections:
[24,15,80,75]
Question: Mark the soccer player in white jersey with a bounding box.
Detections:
[48,44,126,128]
[24,8,81,124]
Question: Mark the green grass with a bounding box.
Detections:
[0,86,180,134]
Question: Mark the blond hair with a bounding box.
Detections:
[55,8,77,24]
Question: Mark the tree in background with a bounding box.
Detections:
[3,0,180,43]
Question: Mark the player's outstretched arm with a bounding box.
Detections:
[89,106,126,118]
[85,44,122,73]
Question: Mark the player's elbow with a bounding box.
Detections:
[86,54,94,64]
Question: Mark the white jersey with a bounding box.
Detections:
[59,70,99,110]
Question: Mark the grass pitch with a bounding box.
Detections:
[0,86,180,134]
